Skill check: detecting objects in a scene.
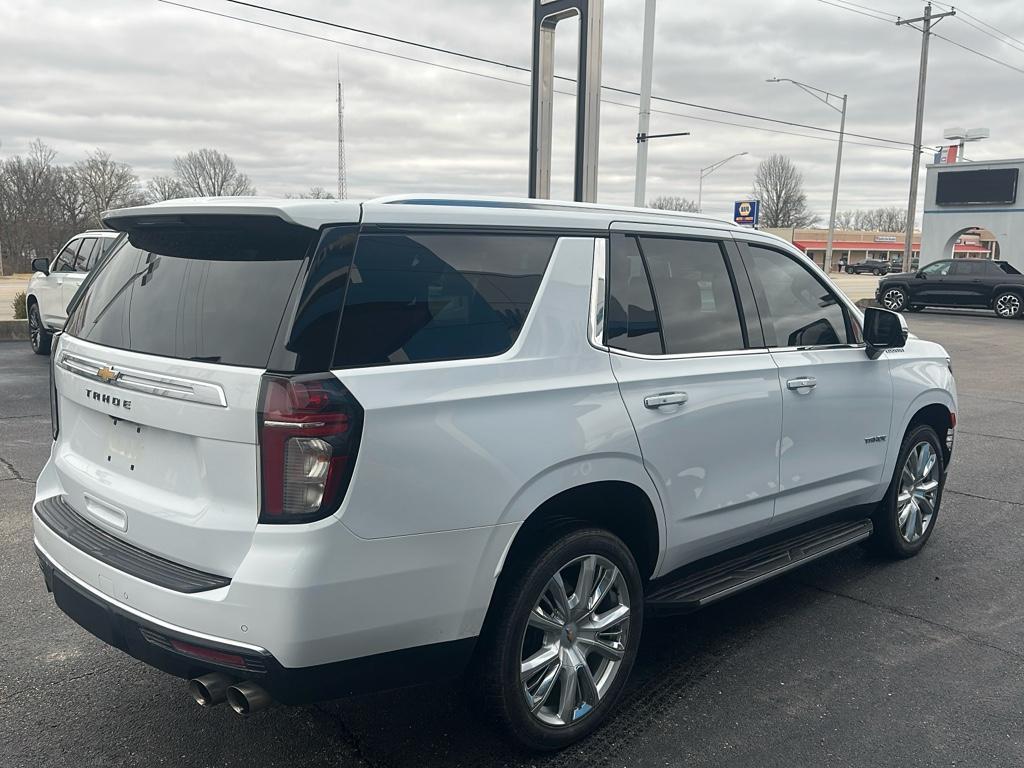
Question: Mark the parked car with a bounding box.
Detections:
[844,259,892,275]
[877,258,1024,318]
[33,196,956,751]
[26,230,121,355]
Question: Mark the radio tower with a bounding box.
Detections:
[337,70,347,199]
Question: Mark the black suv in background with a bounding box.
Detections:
[844,259,892,275]
[877,259,1024,318]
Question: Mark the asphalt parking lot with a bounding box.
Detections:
[2,310,1023,768]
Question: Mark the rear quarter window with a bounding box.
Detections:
[332,232,556,367]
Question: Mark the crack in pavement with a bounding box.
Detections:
[0,663,124,706]
[805,583,1024,664]
[0,412,47,422]
[945,488,1023,507]
[0,455,32,485]
[957,430,1024,444]
[310,703,380,768]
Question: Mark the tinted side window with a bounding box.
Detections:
[744,245,850,347]
[54,240,80,272]
[606,234,663,355]
[333,232,555,367]
[66,221,315,367]
[920,261,952,276]
[996,261,1022,275]
[74,238,97,271]
[638,237,745,355]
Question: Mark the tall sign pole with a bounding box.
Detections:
[896,3,955,272]
[529,0,605,202]
[633,0,656,207]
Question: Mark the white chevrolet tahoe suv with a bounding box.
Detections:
[26,229,120,355]
[33,196,956,750]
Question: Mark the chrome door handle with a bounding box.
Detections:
[644,392,688,409]
[786,377,817,391]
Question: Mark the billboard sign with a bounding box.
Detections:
[733,200,760,227]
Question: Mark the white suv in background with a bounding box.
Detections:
[26,229,120,355]
[33,196,956,750]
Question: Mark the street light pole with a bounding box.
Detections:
[698,152,747,214]
[633,0,657,207]
[767,77,847,270]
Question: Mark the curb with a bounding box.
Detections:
[0,319,29,341]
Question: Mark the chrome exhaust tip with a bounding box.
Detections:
[188,673,232,707]
[226,681,272,715]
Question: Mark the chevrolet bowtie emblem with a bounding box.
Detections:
[96,366,121,383]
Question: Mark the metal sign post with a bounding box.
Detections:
[528,0,605,202]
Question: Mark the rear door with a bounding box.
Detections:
[54,219,319,575]
[60,237,97,317]
[947,260,990,307]
[735,239,893,525]
[605,224,782,571]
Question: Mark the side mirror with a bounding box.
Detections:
[31,257,50,275]
[864,307,909,359]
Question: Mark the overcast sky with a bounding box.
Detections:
[2,0,1023,221]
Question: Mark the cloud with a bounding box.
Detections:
[1,0,1022,220]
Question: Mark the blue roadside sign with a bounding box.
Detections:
[733,200,760,227]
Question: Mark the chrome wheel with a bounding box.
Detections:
[994,293,1021,318]
[882,288,906,311]
[519,554,631,727]
[897,441,939,544]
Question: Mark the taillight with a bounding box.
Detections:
[258,373,363,524]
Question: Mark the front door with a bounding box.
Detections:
[737,241,893,524]
[605,226,782,571]
[60,237,97,320]
[911,260,956,306]
[39,238,80,327]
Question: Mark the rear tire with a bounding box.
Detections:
[475,527,643,751]
[993,291,1022,319]
[870,424,944,558]
[873,268,882,276]
[28,303,52,356]
[845,266,854,274]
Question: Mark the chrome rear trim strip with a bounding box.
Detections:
[58,352,228,407]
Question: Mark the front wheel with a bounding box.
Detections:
[881,286,908,312]
[476,527,643,751]
[845,266,854,274]
[993,291,1022,319]
[870,424,944,558]
[873,268,882,276]
[28,303,52,356]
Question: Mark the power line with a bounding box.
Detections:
[932,1,1024,52]
[812,0,894,24]
[820,0,1024,78]
[159,0,921,149]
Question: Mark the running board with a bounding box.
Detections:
[646,519,873,616]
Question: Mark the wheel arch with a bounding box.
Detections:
[899,397,955,470]
[991,283,1024,306]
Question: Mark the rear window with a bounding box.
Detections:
[65,220,317,367]
[332,232,555,367]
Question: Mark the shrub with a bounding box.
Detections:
[12,291,27,320]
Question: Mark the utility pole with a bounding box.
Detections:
[897,3,955,272]
[633,0,656,207]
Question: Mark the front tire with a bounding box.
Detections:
[881,286,908,312]
[476,527,643,751]
[845,266,854,274]
[28,303,52,356]
[871,424,944,558]
[873,268,882,276]
[993,291,1022,319]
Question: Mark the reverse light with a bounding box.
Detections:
[258,374,363,524]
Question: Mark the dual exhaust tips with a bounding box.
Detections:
[188,673,271,715]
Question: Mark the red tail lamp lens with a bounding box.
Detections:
[258,374,363,523]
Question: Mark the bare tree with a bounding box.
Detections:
[75,149,141,226]
[146,175,188,203]
[834,210,857,230]
[751,154,816,228]
[0,140,84,273]
[287,186,335,199]
[172,149,255,197]
[647,195,699,212]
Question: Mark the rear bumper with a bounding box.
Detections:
[36,544,476,703]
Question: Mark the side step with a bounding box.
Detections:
[646,519,873,616]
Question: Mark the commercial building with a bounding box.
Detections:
[765,227,995,273]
